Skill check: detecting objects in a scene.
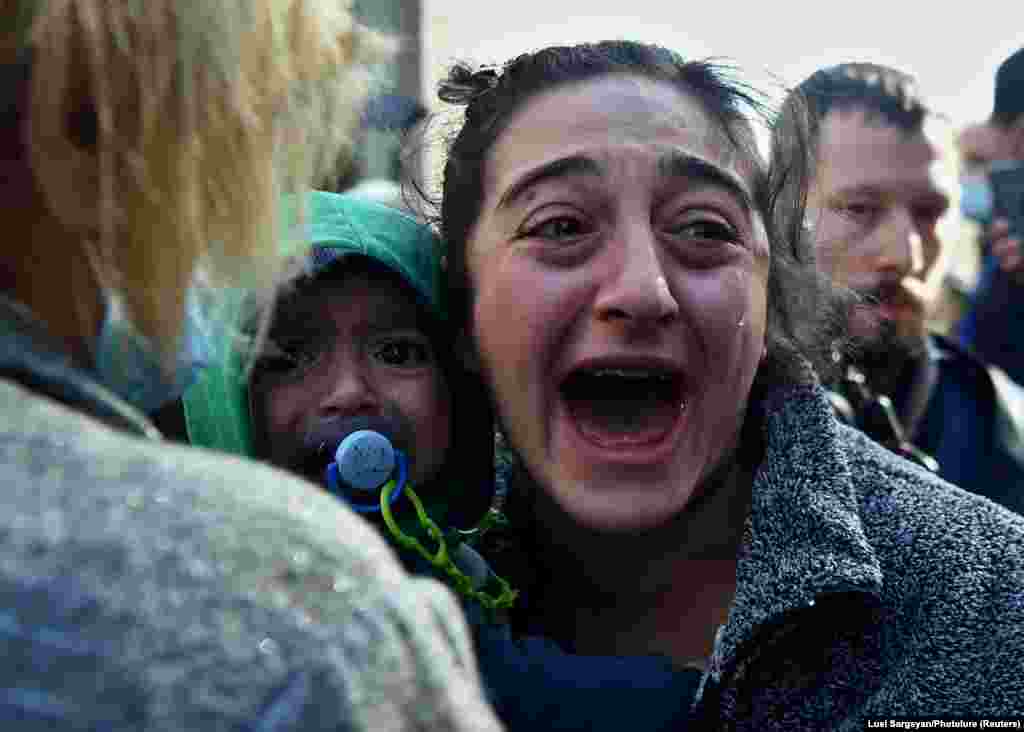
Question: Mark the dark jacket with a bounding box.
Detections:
[477,366,1024,730]
[914,334,1024,513]
[0,295,503,731]
[698,376,1024,727]
[958,251,1024,386]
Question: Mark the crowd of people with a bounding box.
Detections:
[3,2,1024,729]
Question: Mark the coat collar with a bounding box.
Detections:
[0,294,160,439]
[710,380,884,676]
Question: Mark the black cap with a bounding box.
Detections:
[993,47,1024,126]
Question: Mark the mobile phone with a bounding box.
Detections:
[989,163,1024,238]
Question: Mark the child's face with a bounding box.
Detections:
[255,271,451,489]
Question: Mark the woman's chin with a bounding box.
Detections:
[545,471,698,533]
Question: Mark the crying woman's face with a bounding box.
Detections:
[464,75,770,532]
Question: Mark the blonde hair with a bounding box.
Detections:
[16,0,391,358]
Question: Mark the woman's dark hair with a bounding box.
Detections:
[432,40,847,390]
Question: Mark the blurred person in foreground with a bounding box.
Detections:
[0,2,504,730]
[957,46,1024,384]
[777,62,1024,513]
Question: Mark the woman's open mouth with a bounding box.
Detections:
[558,360,687,460]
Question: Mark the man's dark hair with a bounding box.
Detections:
[428,40,848,388]
[993,47,1024,128]
[777,62,929,174]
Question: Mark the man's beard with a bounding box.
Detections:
[851,309,927,398]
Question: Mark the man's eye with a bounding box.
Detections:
[373,338,433,367]
[837,201,881,221]
[524,216,590,241]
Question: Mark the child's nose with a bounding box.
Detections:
[318,363,380,419]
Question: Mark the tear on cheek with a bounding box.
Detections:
[726,270,753,326]
[753,236,771,263]
[723,272,767,356]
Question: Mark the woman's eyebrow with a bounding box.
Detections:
[657,150,754,215]
[495,151,755,213]
[496,155,602,211]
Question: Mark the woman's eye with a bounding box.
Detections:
[669,217,738,244]
[913,203,947,228]
[524,215,590,241]
[373,338,433,368]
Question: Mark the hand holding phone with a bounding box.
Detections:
[987,164,1024,280]
[990,163,1024,238]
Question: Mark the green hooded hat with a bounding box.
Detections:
[182,190,494,528]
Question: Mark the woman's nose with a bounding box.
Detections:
[593,225,679,326]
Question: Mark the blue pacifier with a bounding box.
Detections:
[325,429,409,514]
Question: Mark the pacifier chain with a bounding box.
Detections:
[324,430,517,613]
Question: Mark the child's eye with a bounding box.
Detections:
[257,338,327,375]
[372,337,433,368]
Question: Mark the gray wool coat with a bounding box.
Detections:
[0,295,504,732]
[694,376,1024,728]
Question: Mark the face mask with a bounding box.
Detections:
[94,287,220,413]
[960,175,994,223]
